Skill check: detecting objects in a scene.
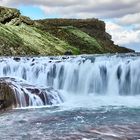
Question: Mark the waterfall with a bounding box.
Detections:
[0,54,140,108]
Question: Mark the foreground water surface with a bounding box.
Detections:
[1,105,140,140]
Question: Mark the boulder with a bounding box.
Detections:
[0,77,63,111]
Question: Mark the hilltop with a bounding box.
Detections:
[0,6,134,55]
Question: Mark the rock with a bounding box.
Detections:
[0,6,20,24]
[20,16,34,25]
[64,50,73,55]
[0,80,17,111]
[35,18,105,31]
[13,57,20,62]
[0,77,63,111]
[0,6,34,26]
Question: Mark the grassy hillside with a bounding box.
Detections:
[40,26,104,54]
[0,24,80,55]
[36,19,134,54]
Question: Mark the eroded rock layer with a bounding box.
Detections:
[0,77,63,111]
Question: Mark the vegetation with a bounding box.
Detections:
[44,26,103,54]
[0,24,79,55]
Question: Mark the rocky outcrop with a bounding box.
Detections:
[0,6,134,55]
[0,77,63,111]
[35,18,106,32]
[0,6,34,25]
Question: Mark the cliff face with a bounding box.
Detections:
[0,6,134,56]
[0,6,34,25]
[36,19,133,53]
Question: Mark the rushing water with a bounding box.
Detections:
[1,53,140,139]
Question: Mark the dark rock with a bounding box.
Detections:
[0,81,17,111]
[31,63,35,66]
[62,57,67,59]
[0,100,6,110]
[64,50,73,55]
[0,77,63,111]
[13,57,20,62]
[32,58,35,62]
[26,88,40,94]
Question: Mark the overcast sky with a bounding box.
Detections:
[1,0,140,51]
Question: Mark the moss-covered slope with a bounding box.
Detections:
[0,23,79,55]
[0,6,134,56]
[36,19,134,54]
[41,26,103,54]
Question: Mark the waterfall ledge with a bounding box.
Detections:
[0,77,63,110]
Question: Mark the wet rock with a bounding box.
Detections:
[13,57,20,62]
[0,80,17,111]
[31,63,35,66]
[32,58,35,62]
[62,56,67,59]
[0,77,63,111]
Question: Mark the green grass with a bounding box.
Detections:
[45,26,104,54]
[66,27,102,49]
[0,24,80,55]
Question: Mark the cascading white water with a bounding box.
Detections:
[1,54,140,108]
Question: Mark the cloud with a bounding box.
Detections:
[133,24,140,31]
[125,42,140,52]
[106,22,140,50]
[116,12,140,26]
[1,0,140,19]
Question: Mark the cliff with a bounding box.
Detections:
[0,6,134,55]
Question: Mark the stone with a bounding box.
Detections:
[64,50,73,55]
[0,77,63,111]
[13,57,20,62]
[0,6,34,26]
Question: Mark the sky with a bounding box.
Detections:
[1,0,140,52]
